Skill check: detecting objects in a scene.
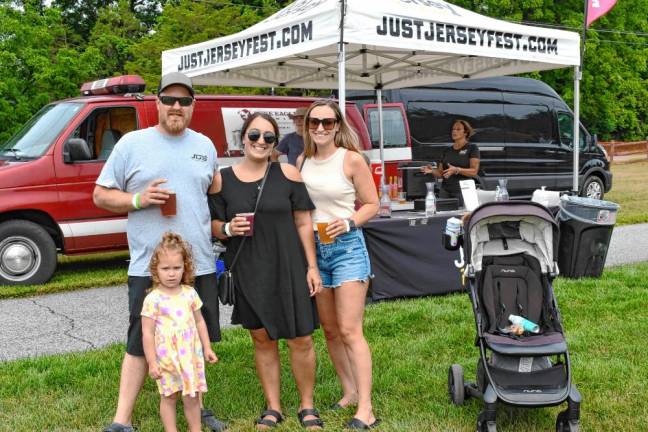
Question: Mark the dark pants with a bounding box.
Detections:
[126,273,221,356]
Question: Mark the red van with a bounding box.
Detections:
[0,75,411,285]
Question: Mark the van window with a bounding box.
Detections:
[366,106,407,149]
[406,102,505,143]
[69,107,137,161]
[557,112,587,151]
[1,103,83,159]
[503,105,555,144]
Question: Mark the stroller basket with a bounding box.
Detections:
[489,363,566,390]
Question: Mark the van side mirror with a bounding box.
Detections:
[592,134,598,145]
[63,138,92,163]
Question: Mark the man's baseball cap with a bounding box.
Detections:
[289,107,308,119]
[157,72,194,96]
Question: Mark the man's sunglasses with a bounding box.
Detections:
[247,129,277,145]
[159,95,194,107]
[307,117,337,130]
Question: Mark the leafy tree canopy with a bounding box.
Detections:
[0,0,646,142]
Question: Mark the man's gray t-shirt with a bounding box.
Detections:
[276,132,304,166]
[96,127,218,276]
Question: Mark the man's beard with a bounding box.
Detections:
[162,112,190,135]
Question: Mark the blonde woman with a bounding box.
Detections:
[297,100,380,429]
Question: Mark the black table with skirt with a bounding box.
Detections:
[362,211,465,301]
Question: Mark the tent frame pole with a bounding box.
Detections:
[377,88,385,187]
[573,65,581,194]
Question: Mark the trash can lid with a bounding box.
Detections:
[560,195,620,211]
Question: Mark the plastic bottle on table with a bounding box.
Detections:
[425,182,436,217]
[378,184,392,218]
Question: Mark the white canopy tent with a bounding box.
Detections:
[162,0,583,191]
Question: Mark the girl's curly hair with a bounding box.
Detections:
[149,231,195,287]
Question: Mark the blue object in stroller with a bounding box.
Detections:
[446,201,581,432]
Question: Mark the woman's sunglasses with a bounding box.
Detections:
[159,95,194,107]
[307,117,338,130]
[247,129,277,145]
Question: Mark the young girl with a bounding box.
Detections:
[141,232,219,432]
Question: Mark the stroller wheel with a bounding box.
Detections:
[556,412,580,432]
[448,364,465,405]
[477,421,497,432]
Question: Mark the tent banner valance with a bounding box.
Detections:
[162,0,580,89]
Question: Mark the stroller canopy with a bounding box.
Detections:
[465,202,559,274]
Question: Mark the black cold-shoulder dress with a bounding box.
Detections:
[210,162,319,340]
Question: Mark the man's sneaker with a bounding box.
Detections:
[201,409,228,431]
[102,423,135,432]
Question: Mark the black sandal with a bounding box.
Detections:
[298,408,324,429]
[255,409,284,429]
[346,417,381,430]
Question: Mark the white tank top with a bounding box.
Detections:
[302,147,356,228]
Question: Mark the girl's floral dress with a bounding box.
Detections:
[142,285,208,396]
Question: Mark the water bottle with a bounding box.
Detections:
[425,182,436,216]
[444,217,462,249]
[494,185,502,202]
[378,184,392,218]
[508,314,540,333]
[498,178,509,201]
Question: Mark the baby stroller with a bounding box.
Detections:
[446,201,581,432]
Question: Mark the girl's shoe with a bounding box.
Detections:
[346,418,381,430]
[201,409,228,431]
[102,423,135,432]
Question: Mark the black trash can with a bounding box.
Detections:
[557,196,620,278]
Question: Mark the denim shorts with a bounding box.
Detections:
[315,228,371,288]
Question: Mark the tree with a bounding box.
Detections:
[126,0,283,94]
[85,0,146,76]
[0,3,102,142]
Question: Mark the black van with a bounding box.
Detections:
[349,77,612,199]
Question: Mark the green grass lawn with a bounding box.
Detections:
[1,262,646,431]
[607,160,648,225]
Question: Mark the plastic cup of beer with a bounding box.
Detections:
[237,212,255,237]
[160,191,176,217]
[317,222,334,244]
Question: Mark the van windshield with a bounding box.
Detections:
[0,102,83,159]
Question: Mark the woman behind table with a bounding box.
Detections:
[421,119,480,205]
[297,99,380,430]
[209,112,324,430]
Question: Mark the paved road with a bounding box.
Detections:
[1,223,647,362]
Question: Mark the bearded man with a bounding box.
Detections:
[93,72,227,432]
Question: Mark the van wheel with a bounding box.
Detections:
[581,175,604,200]
[0,221,57,285]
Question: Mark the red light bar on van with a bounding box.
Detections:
[80,75,146,96]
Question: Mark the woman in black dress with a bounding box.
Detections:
[209,113,323,430]
[421,119,480,205]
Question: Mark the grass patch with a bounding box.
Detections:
[0,252,128,300]
[2,262,647,431]
[607,160,648,225]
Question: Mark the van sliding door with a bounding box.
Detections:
[503,104,559,196]
[556,112,589,191]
